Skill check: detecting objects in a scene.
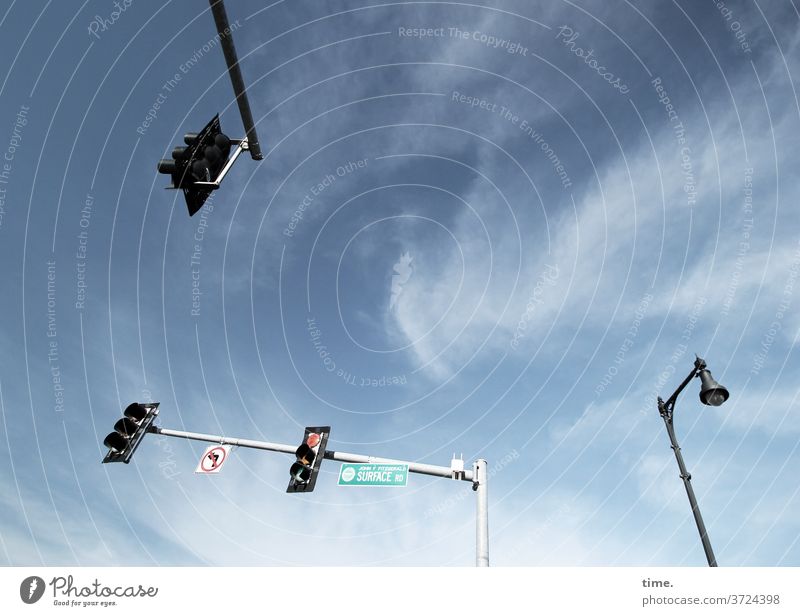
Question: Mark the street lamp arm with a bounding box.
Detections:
[659,356,706,417]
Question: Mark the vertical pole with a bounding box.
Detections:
[209,0,263,160]
[663,417,717,567]
[474,459,489,567]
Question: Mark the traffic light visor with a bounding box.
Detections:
[295,443,315,466]
[103,431,128,453]
[124,403,148,422]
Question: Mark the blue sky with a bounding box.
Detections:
[1,0,799,566]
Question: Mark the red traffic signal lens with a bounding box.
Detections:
[306,433,321,448]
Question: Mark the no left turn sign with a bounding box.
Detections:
[195,445,232,474]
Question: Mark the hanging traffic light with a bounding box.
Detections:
[287,426,330,493]
[157,114,234,216]
[101,402,159,464]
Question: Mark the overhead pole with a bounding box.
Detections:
[148,424,488,565]
[474,459,489,567]
[209,0,263,160]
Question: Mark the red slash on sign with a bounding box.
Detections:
[195,445,232,474]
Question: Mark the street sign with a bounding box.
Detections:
[195,445,232,474]
[337,463,408,487]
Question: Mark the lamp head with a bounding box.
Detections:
[698,369,729,406]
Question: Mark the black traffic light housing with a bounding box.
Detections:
[287,426,330,493]
[157,114,233,216]
[102,402,159,464]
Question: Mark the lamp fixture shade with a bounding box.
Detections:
[698,369,729,406]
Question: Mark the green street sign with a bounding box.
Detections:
[337,463,408,487]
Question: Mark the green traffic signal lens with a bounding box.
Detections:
[290,462,312,483]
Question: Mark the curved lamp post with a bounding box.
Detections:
[657,355,729,567]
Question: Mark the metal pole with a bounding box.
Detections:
[474,459,489,567]
[209,0,263,160]
[662,417,717,567]
[151,426,296,454]
[326,449,473,481]
[657,356,719,567]
[151,425,475,482]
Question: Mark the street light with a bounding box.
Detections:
[657,355,729,567]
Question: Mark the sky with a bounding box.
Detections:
[0,0,799,567]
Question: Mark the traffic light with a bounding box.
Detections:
[157,114,232,216]
[101,402,159,464]
[287,426,330,493]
